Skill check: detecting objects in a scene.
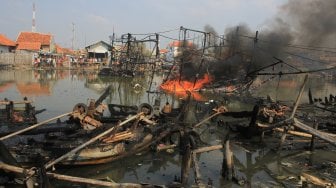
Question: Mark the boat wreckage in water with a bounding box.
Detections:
[1,75,336,187]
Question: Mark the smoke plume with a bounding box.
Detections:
[282,0,336,47]
[176,0,336,83]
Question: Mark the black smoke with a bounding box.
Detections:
[282,0,336,47]
[177,0,336,82]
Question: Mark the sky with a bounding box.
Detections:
[0,0,288,49]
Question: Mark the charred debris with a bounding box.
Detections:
[1,25,336,187]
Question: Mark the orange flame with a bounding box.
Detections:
[160,74,212,92]
[160,74,213,101]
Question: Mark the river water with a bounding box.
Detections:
[0,69,335,187]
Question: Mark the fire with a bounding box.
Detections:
[160,74,213,101]
[160,74,213,92]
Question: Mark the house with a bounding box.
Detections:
[16,32,55,53]
[168,40,194,58]
[0,34,16,53]
[159,49,169,61]
[85,41,112,64]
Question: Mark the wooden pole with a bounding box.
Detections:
[47,172,144,188]
[290,74,308,119]
[44,112,143,169]
[193,144,223,153]
[225,140,234,180]
[278,126,288,152]
[193,111,222,128]
[191,152,205,186]
[310,122,318,151]
[0,112,72,141]
[94,85,112,107]
[308,88,313,104]
[258,123,313,138]
[194,106,227,128]
[0,162,145,187]
[181,144,192,186]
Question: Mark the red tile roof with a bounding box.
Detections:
[160,49,169,54]
[55,44,74,55]
[0,34,16,46]
[55,44,64,53]
[16,32,52,46]
[16,42,41,51]
[168,41,194,47]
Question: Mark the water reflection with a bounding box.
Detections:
[252,75,336,103]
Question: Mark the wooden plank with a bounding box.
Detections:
[293,118,336,146]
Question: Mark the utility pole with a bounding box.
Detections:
[72,22,75,50]
[32,2,36,32]
[155,33,160,59]
[109,31,115,67]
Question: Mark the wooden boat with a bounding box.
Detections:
[9,121,172,166]
[5,102,175,166]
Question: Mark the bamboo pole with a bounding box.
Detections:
[257,123,312,138]
[0,112,72,141]
[44,112,143,169]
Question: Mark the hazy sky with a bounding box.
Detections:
[1,0,287,49]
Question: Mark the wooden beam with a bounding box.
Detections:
[293,118,336,147]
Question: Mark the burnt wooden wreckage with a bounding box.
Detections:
[99,32,161,77]
[0,97,45,126]
[1,80,335,187]
[0,87,226,187]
